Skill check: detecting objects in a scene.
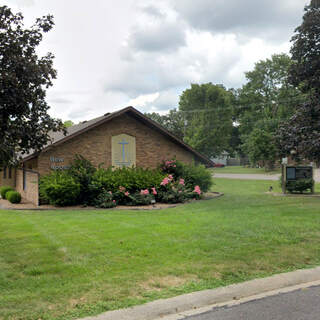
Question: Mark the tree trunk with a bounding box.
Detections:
[265,160,275,171]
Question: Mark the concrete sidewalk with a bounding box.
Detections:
[80,266,320,320]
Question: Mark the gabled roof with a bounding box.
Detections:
[21,106,214,166]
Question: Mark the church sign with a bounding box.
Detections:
[112,134,136,168]
[285,166,313,180]
[281,165,314,194]
[50,156,70,170]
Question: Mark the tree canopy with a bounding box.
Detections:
[0,6,64,167]
[63,120,74,128]
[236,54,302,136]
[179,83,234,158]
[145,108,184,140]
[277,0,320,164]
[236,54,304,167]
[289,0,320,94]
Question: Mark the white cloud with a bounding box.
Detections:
[1,0,308,120]
[128,92,160,108]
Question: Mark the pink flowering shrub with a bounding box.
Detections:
[193,185,201,195]
[160,177,170,186]
[93,190,117,208]
[160,159,184,179]
[160,159,212,193]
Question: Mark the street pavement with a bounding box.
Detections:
[214,168,320,182]
[185,285,320,320]
[213,173,280,181]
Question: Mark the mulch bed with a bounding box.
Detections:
[0,192,223,211]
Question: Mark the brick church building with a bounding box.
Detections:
[0,106,213,205]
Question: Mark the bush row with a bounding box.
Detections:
[39,156,213,207]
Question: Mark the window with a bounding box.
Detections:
[3,167,6,179]
[8,167,12,179]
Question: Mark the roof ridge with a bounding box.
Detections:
[21,106,213,166]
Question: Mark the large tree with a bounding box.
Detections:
[145,108,184,140]
[236,54,304,167]
[289,0,320,95]
[277,96,320,165]
[277,0,320,164]
[237,54,303,136]
[0,6,64,167]
[179,83,234,158]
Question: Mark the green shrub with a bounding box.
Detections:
[160,159,185,177]
[6,191,21,204]
[182,163,212,192]
[89,167,165,201]
[160,159,213,192]
[67,155,97,204]
[126,192,154,206]
[93,191,116,208]
[286,179,314,193]
[40,171,80,206]
[157,179,201,203]
[0,186,14,199]
[157,189,188,204]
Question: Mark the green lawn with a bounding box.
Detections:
[211,165,281,175]
[1,179,320,320]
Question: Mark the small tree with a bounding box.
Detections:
[0,6,64,167]
[243,126,278,170]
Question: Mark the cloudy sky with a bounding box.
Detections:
[4,0,309,122]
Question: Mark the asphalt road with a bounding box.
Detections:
[213,173,280,181]
[213,168,320,182]
[185,285,320,320]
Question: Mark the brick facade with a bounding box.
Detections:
[0,167,16,189]
[37,113,195,175]
[15,169,39,206]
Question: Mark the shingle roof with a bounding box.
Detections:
[21,106,214,166]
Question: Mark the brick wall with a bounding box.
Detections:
[37,114,195,175]
[0,167,16,188]
[16,169,39,205]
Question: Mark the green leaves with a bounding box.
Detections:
[277,1,320,164]
[40,171,81,206]
[289,1,320,94]
[179,83,234,158]
[0,6,64,166]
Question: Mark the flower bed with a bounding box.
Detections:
[39,156,213,208]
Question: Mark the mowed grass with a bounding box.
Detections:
[1,179,320,320]
[211,165,281,174]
